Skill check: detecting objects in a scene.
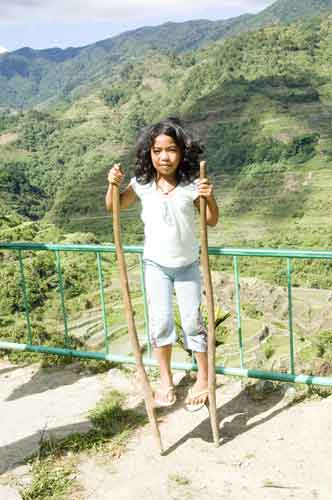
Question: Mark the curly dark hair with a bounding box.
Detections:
[135,117,204,185]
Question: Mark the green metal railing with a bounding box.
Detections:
[1,242,332,387]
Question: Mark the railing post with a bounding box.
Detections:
[96,252,109,354]
[55,250,69,346]
[17,250,33,344]
[233,256,244,368]
[287,257,295,374]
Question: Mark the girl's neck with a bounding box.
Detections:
[156,174,178,196]
[156,173,177,185]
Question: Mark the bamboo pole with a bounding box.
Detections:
[199,160,220,447]
[112,177,163,454]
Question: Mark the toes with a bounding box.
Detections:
[154,386,176,407]
[184,388,208,412]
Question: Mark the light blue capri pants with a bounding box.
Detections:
[143,259,207,352]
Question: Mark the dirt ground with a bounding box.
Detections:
[0,359,332,500]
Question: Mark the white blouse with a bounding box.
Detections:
[130,177,200,267]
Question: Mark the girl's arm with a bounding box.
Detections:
[105,163,138,212]
[194,177,219,226]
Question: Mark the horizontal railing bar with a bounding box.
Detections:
[2,242,332,260]
[0,242,143,253]
[1,341,332,387]
[208,247,332,259]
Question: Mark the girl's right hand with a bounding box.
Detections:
[107,163,124,186]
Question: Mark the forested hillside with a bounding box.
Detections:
[1,0,332,109]
[1,14,331,246]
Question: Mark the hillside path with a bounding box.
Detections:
[0,360,331,499]
[78,372,332,500]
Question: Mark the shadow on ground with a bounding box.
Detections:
[5,366,94,402]
[0,369,292,473]
[0,420,93,475]
[0,365,29,377]
[0,398,147,475]
[162,383,290,455]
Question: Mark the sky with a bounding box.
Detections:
[0,0,275,53]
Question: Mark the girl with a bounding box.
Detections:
[105,117,219,411]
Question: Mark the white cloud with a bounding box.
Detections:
[0,0,274,24]
[0,46,8,53]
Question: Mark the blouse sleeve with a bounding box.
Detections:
[187,181,199,201]
[130,177,140,197]
[129,177,154,199]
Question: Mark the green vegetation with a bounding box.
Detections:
[0,111,22,132]
[21,389,146,499]
[263,338,276,360]
[242,303,264,319]
[22,461,76,500]
[34,390,146,458]
[1,0,332,109]
[1,14,332,242]
[175,304,231,355]
[316,330,332,359]
[168,473,191,486]
[0,221,147,368]
[1,11,332,377]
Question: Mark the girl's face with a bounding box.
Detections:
[150,134,182,178]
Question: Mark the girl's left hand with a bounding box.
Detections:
[196,178,214,200]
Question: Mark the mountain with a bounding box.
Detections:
[1,7,332,383]
[1,13,331,249]
[0,17,253,109]
[1,0,332,109]
[252,0,332,25]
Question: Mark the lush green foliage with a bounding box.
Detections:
[316,330,332,358]
[1,15,331,238]
[0,159,47,219]
[0,111,22,132]
[1,0,331,109]
[1,12,332,375]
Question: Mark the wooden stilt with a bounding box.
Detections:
[112,180,163,454]
[199,161,220,447]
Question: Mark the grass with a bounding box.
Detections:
[168,473,191,486]
[242,302,264,319]
[20,389,147,500]
[22,460,77,500]
[37,390,147,459]
[263,338,275,360]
